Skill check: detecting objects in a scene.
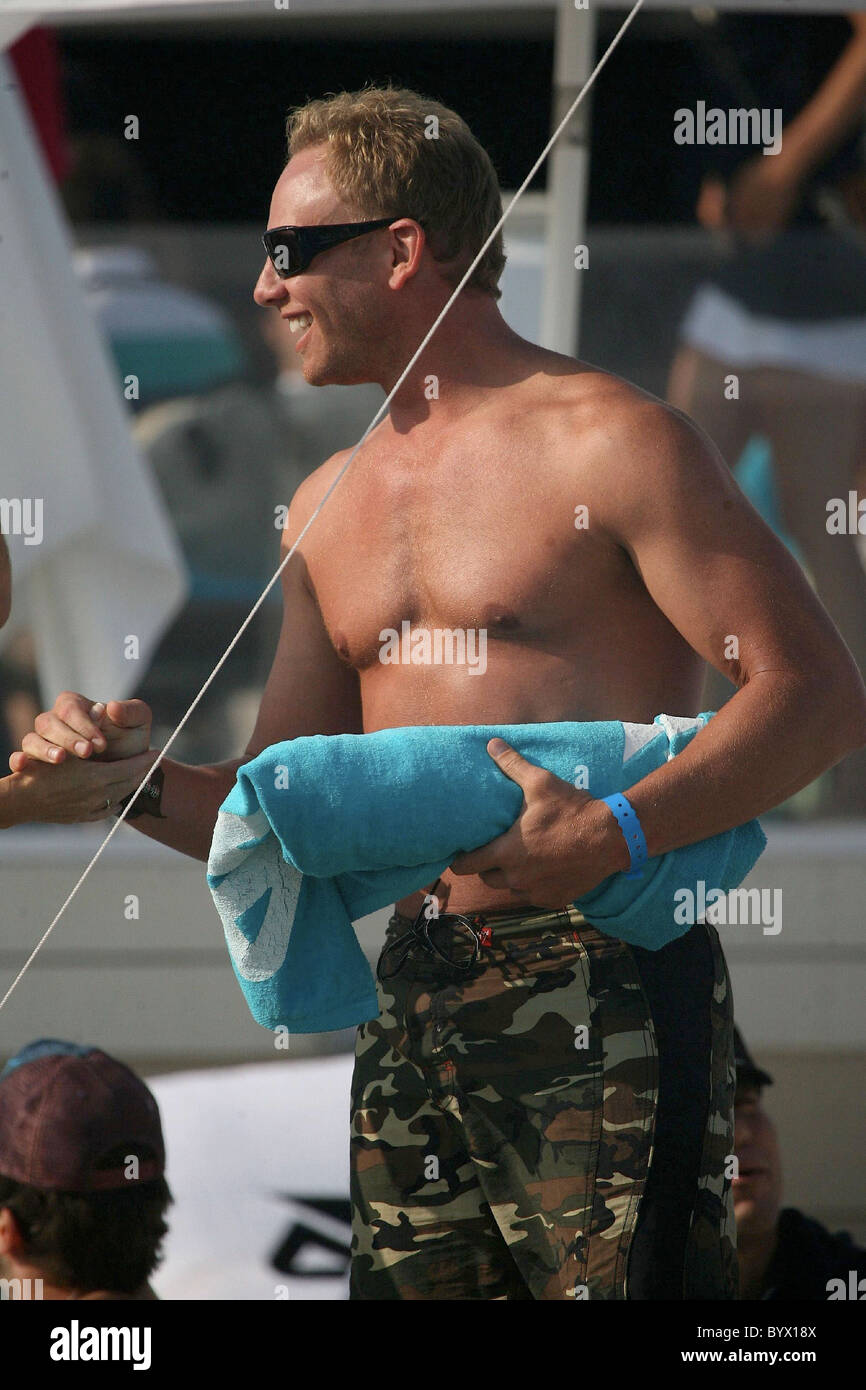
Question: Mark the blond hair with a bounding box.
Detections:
[286,85,506,298]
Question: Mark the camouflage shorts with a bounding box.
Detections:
[350,908,737,1300]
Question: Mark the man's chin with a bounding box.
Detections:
[302,359,344,388]
[301,349,376,389]
[734,1194,777,1236]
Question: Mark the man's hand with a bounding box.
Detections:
[2,749,159,825]
[449,739,628,907]
[9,693,152,771]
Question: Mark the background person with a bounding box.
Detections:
[734,1025,866,1300]
[0,1039,171,1301]
[0,522,40,772]
[0,631,41,776]
[0,534,10,630]
[669,11,866,813]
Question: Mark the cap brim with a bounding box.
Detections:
[736,1065,773,1089]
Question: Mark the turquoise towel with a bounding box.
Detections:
[207,713,766,1033]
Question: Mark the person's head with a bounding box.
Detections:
[732,1027,782,1242]
[0,1040,171,1298]
[254,85,507,387]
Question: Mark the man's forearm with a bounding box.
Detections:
[120,755,244,862]
[609,669,866,862]
[778,22,866,184]
[0,774,20,829]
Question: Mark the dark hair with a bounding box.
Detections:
[0,1146,171,1295]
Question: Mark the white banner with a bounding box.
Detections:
[148,1057,354,1301]
[0,53,186,705]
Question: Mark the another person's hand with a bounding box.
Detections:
[9,694,152,772]
[2,749,159,824]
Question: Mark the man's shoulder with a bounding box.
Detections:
[530,366,724,523]
[767,1207,866,1298]
[535,364,712,467]
[779,1206,866,1264]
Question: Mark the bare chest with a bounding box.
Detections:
[301,421,626,670]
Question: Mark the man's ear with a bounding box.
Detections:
[0,1205,25,1256]
[387,218,425,290]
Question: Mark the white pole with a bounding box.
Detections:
[540,0,597,356]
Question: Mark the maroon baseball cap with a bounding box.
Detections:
[0,1041,165,1192]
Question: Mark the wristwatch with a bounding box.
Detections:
[115,764,166,820]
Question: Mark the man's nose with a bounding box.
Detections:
[735,1111,756,1147]
[253,258,287,307]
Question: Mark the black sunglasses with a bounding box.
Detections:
[262,217,402,279]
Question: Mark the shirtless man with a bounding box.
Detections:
[9,88,866,1300]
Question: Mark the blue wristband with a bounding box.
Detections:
[600,793,647,880]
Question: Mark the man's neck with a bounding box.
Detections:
[381,298,537,433]
[737,1226,779,1299]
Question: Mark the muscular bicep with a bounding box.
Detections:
[244,471,361,758]
[606,405,856,688]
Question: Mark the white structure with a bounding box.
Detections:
[0,33,186,703]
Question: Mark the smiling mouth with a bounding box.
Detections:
[285,310,313,336]
[733,1168,767,1183]
[281,309,314,352]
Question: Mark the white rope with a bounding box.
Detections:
[0,0,644,1016]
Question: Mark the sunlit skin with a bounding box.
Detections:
[733,1083,784,1299]
[6,143,866,925]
